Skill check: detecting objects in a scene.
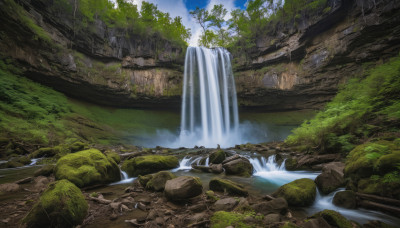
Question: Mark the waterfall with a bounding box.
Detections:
[177,47,240,148]
[250,155,319,186]
[172,156,203,171]
[110,169,136,185]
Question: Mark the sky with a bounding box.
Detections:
[124,0,248,46]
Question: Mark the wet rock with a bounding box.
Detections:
[296,154,340,169]
[209,164,223,174]
[264,213,281,224]
[363,220,397,228]
[214,197,238,211]
[191,165,211,173]
[34,165,55,177]
[188,203,207,213]
[0,183,19,192]
[222,156,253,177]
[302,217,331,228]
[206,190,219,202]
[32,176,51,192]
[209,177,248,196]
[333,190,357,209]
[146,171,176,191]
[251,197,288,215]
[122,155,179,176]
[273,178,316,206]
[23,179,88,227]
[311,209,353,228]
[164,176,202,201]
[54,149,120,188]
[315,162,345,194]
[209,150,226,164]
[135,195,152,205]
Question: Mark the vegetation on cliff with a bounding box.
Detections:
[286,56,400,153]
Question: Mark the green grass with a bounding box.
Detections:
[0,59,180,148]
[286,55,400,153]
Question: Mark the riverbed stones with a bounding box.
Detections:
[222,155,253,177]
[210,163,223,173]
[122,155,179,176]
[23,179,88,228]
[311,209,353,228]
[0,183,19,192]
[273,178,316,206]
[333,190,357,209]
[145,171,176,191]
[209,177,248,196]
[164,176,202,201]
[251,197,288,215]
[209,149,226,164]
[315,162,345,194]
[54,149,120,188]
[214,197,238,211]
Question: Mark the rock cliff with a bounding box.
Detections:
[232,0,400,110]
[0,0,184,108]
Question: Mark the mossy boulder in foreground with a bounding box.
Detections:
[164,176,202,201]
[311,209,353,228]
[209,149,226,164]
[273,178,316,206]
[121,155,179,176]
[209,177,248,196]
[145,171,176,191]
[54,149,120,188]
[23,179,88,228]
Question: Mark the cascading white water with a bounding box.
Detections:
[175,47,240,148]
[250,155,319,186]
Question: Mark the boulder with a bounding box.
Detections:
[264,213,281,224]
[209,178,248,196]
[302,217,331,228]
[333,190,357,209]
[209,150,226,164]
[191,165,211,173]
[311,210,353,228]
[214,197,238,211]
[146,171,176,191]
[54,149,120,188]
[222,156,253,177]
[210,164,223,174]
[138,174,153,187]
[122,155,179,176]
[251,197,288,215]
[164,176,202,201]
[273,178,316,206]
[23,179,88,228]
[296,154,340,168]
[34,165,55,177]
[315,162,345,194]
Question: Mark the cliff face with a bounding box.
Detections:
[233,0,400,110]
[1,0,400,111]
[0,0,185,109]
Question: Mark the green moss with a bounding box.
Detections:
[0,160,24,169]
[54,149,120,188]
[23,179,88,227]
[357,174,400,199]
[273,178,316,206]
[209,150,226,164]
[206,190,219,202]
[210,211,259,228]
[280,222,301,228]
[105,151,121,164]
[312,210,353,228]
[146,171,176,191]
[209,178,248,196]
[121,155,179,177]
[138,174,153,187]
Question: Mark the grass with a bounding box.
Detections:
[0,59,180,149]
[285,55,400,153]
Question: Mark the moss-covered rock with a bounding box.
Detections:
[280,222,301,228]
[273,178,316,206]
[206,190,219,202]
[311,210,353,228]
[121,155,179,177]
[30,142,88,159]
[222,156,253,177]
[0,160,24,169]
[333,190,357,209]
[105,151,120,164]
[146,171,176,191]
[54,149,120,188]
[138,174,153,187]
[284,158,298,171]
[357,176,400,200]
[34,165,55,177]
[210,211,262,228]
[209,150,226,164]
[23,179,88,228]
[209,177,248,196]
[17,156,31,165]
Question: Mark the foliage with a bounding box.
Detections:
[286,56,400,152]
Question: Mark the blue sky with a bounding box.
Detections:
[127,0,248,46]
